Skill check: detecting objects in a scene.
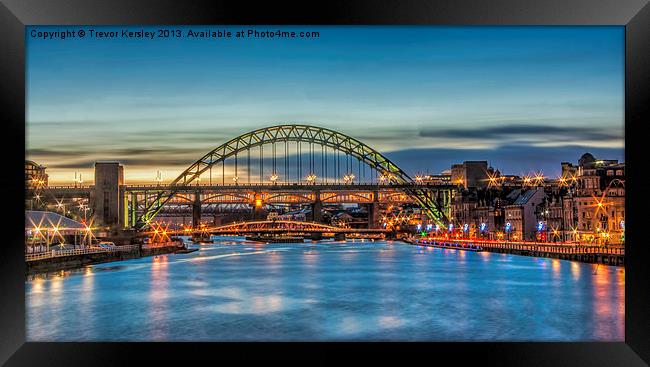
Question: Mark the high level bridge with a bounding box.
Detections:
[28,124,454,230]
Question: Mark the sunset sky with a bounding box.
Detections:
[26,26,624,184]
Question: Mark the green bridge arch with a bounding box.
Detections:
[135,124,449,229]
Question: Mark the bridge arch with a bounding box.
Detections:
[136,124,448,228]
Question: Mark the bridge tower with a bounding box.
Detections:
[91,161,124,229]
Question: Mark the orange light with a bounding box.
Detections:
[255,199,263,207]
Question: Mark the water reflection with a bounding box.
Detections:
[148,255,169,340]
[26,241,625,341]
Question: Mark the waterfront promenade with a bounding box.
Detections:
[405,237,625,266]
[25,242,184,275]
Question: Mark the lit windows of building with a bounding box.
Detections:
[25,160,48,188]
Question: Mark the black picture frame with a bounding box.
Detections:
[1,0,648,365]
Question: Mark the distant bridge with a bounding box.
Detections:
[145,220,391,241]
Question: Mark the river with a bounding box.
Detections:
[26,239,624,341]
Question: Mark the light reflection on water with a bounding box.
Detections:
[26,240,624,341]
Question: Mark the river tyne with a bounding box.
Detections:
[26,239,624,341]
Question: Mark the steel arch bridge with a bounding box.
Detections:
[135,124,449,229]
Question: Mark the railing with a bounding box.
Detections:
[415,237,624,256]
[25,244,140,261]
[29,185,93,189]
[479,242,625,255]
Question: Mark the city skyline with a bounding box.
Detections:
[26,26,624,184]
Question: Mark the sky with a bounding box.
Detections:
[26,26,624,184]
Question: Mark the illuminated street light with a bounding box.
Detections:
[306,173,317,183]
[270,173,279,183]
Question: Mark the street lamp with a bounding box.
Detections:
[306,173,317,184]
[155,170,163,186]
[270,173,279,184]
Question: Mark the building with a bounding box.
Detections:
[450,161,488,189]
[535,189,567,242]
[25,210,92,253]
[420,172,452,185]
[25,160,48,188]
[570,153,625,244]
[504,188,546,241]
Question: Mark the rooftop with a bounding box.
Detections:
[25,211,87,231]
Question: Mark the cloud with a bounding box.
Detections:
[419,123,622,143]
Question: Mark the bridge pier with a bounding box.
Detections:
[334,233,346,241]
[368,191,380,229]
[312,190,322,223]
[192,191,202,229]
[251,193,264,220]
[310,232,323,241]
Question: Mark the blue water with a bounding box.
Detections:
[25,239,624,341]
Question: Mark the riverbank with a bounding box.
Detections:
[402,238,624,266]
[25,243,184,275]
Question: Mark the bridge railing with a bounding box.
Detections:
[31,185,93,189]
[123,182,455,189]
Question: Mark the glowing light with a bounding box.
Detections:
[463,223,469,232]
[270,173,279,182]
[480,223,487,232]
[255,199,263,207]
[306,173,317,182]
[232,176,239,183]
[505,222,512,232]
